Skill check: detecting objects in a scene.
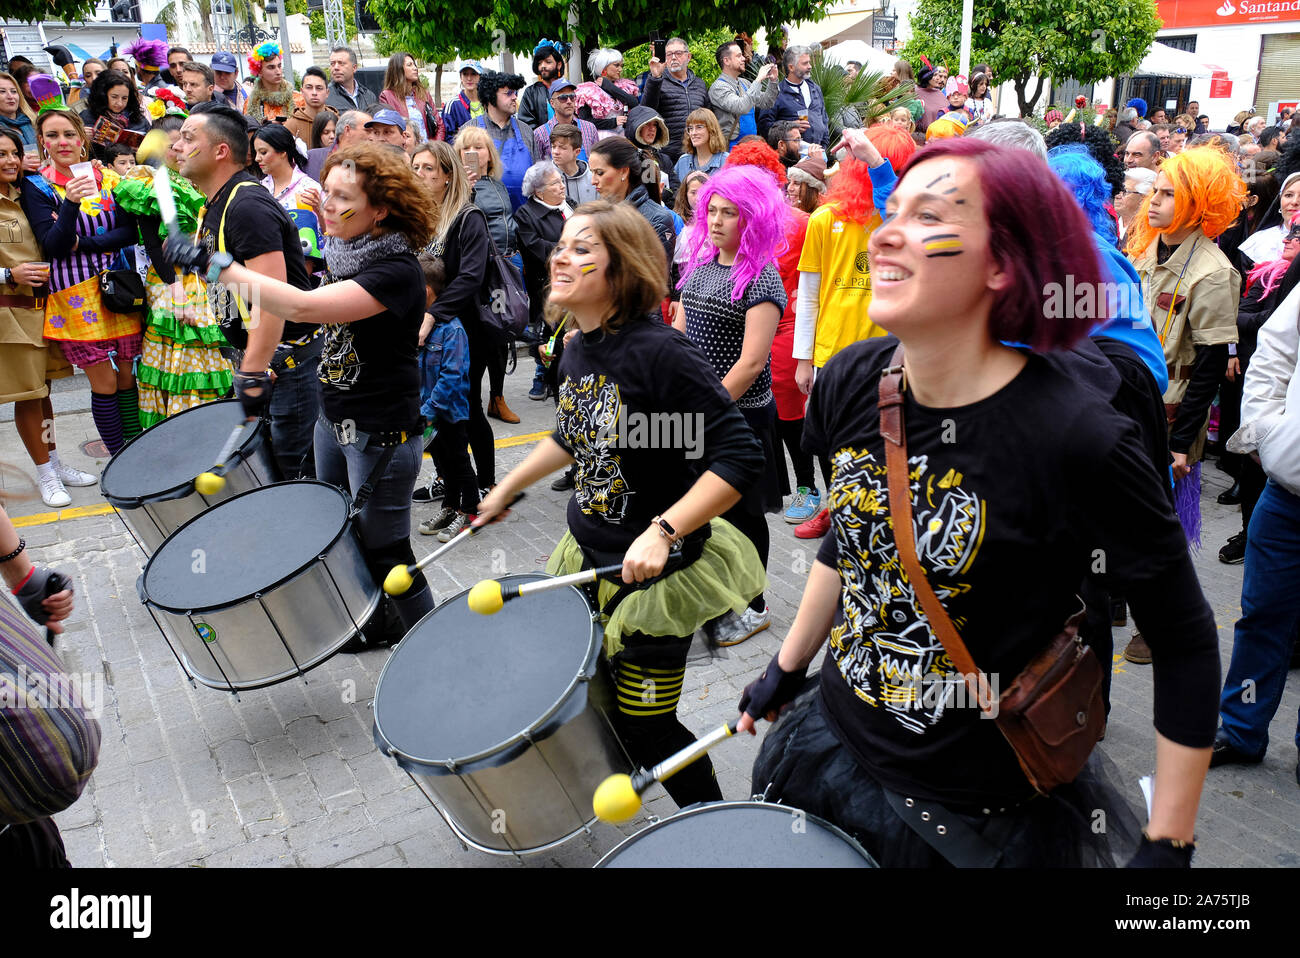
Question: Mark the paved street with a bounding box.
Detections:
[3,364,1298,868]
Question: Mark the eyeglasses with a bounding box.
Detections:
[666,50,688,58]
[686,125,707,133]
[503,90,518,98]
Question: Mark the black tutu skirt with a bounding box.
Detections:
[739,399,788,514]
[751,687,1143,868]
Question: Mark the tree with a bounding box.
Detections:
[156,0,263,46]
[284,0,360,45]
[810,54,916,140]
[5,1,98,22]
[902,0,1160,118]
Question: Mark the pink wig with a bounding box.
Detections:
[677,165,790,302]
[1245,213,1300,299]
[898,138,1104,352]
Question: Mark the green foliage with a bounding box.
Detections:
[284,0,359,44]
[810,53,915,140]
[6,0,99,22]
[365,0,499,64]
[901,0,1160,118]
[620,28,734,89]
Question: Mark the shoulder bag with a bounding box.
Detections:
[466,204,529,345]
[878,343,1105,795]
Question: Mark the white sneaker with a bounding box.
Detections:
[39,473,72,508]
[54,461,98,487]
[710,606,771,647]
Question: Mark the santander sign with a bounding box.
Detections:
[1157,0,1300,26]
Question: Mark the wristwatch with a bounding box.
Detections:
[651,515,680,547]
[205,251,234,285]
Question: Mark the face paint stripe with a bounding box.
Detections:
[925,173,951,188]
[580,264,598,273]
[339,208,355,220]
[925,250,963,258]
[923,233,960,241]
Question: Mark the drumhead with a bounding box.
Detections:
[373,575,597,770]
[596,801,877,868]
[142,481,351,612]
[101,400,263,506]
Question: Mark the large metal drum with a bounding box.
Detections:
[138,481,380,691]
[373,574,630,855]
[101,399,277,553]
[596,801,878,868]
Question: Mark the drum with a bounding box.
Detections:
[596,801,878,868]
[373,574,630,856]
[138,481,380,691]
[101,399,277,554]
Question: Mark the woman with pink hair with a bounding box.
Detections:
[675,164,789,646]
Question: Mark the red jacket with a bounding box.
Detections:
[378,88,445,142]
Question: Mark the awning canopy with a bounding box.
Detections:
[785,9,876,49]
[1135,41,1255,79]
[820,38,900,76]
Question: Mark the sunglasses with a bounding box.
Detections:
[552,93,576,102]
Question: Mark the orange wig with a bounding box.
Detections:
[1126,145,1246,258]
[723,139,786,186]
[864,123,916,173]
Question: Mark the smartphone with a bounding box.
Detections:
[465,151,480,176]
[651,31,666,63]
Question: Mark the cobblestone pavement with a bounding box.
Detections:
[3,366,1298,868]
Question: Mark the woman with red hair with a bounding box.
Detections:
[788,125,912,538]
[738,138,1220,868]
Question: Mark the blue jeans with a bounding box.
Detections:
[313,417,422,551]
[269,339,323,480]
[1218,480,1300,755]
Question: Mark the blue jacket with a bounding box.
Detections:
[759,78,831,149]
[443,92,478,139]
[420,317,471,424]
[1090,231,1168,394]
[0,111,36,148]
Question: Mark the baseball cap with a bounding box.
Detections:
[459,60,483,75]
[366,109,407,132]
[549,78,576,95]
[210,52,239,73]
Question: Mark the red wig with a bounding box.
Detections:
[723,139,786,187]
[897,138,1104,352]
[822,156,878,226]
[865,123,916,173]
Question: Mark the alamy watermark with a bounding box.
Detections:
[596,408,705,459]
[0,663,104,717]
[1042,276,1144,323]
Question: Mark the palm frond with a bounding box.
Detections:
[811,54,916,141]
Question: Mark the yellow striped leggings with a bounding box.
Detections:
[607,631,723,808]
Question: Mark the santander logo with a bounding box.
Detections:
[1216,0,1235,13]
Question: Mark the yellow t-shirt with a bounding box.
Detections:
[797,204,887,368]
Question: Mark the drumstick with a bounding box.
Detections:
[466,563,623,615]
[194,420,254,495]
[383,492,525,596]
[593,722,738,823]
[135,128,182,241]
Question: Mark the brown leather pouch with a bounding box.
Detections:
[1164,402,1180,424]
[878,344,1105,796]
[1154,291,1186,312]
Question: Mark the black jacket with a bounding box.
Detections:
[626,183,676,273]
[513,199,564,327]
[429,203,490,330]
[520,80,552,132]
[640,69,710,164]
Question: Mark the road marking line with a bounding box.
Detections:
[10,431,551,529]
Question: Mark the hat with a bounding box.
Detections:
[788,155,828,193]
[944,74,969,97]
[289,208,323,261]
[366,109,407,132]
[210,52,238,74]
[459,60,483,75]
[248,41,281,76]
[1045,109,1064,125]
[549,78,576,96]
[123,37,169,71]
[28,74,68,115]
[1126,97,1147,117]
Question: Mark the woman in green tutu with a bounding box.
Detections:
[114,116,232,429]
[475,200,765,809]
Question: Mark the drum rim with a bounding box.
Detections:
[100,399,266,508]
[593,800,878,868]
[139,479,356,614]
[372,573,601,774]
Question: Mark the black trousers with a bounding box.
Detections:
[431,416,479,513]
[465,322,499,487]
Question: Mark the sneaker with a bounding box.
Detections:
[551,470,575,492]
[1123,631,1152,665]
[528,379,548,401]
[54,461,98,487]
[784,486,821,524]
[1218,531,1247,565]
[438,511,473,542]
[38,473,71,508]
[418,508,457,535]
[794,508,831,539]
[711,606,771,647]
[412,476,445,503]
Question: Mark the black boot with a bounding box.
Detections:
[1217,481,1242,505]
[390,584,435,633]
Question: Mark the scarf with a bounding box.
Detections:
[247,81,294,122]
[323,229,409,280]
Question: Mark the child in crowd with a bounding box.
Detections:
[105,143,137,176]
[415,253,477,542]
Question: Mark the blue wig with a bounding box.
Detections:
[1047,144,1117,244]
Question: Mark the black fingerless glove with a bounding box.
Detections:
[1126,833,1195,868]
[14,567,72,626]
[738,652,808,721]
[233,369,273,420]
[163,234,213,275]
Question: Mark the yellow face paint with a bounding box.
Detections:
[187,147,201,158]
[923,234,963,257]
[339,208,356,221]
[580,264,598,274]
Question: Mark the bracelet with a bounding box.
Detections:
[651,515,680,547]
[0,536,26,564]
[1142,829,1195,850]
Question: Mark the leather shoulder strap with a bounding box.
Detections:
[879,343,996,713]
